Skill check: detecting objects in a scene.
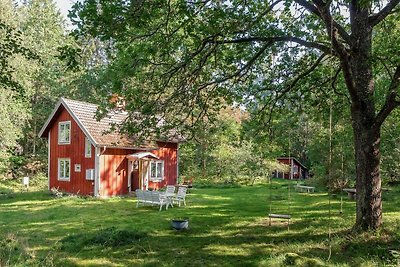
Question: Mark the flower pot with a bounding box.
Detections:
[171,219,189,230]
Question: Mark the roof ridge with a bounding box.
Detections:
[62,97,98,107]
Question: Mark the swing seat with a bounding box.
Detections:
[268,213,291,219]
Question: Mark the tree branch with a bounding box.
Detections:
[369,0,400,27]
[257,53,327,127]
[211,36,333,55]
[374,65,400,128]
[294,0,352,44]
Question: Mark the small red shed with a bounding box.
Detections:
[274,157,308,179]
[39,98,183,197]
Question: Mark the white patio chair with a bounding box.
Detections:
[173,186,187,207]
[166,185,176,195]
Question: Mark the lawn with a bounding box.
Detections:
[1,180,400,266]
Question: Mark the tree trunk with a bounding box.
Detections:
[344,4,382,230]
[351,112,382,230]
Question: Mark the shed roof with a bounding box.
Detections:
[39,98,183,149]
[277,157,308,170]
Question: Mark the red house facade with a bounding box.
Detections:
[39,98,182,197]
[274,157,308,179]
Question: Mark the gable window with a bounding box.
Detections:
[58,121,71,144]
[150,160,164,182]
[85,137,92,158]
[58,158,70,181]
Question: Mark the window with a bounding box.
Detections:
[58,121,71,144]
[292,165,299,174]
[85,137,92,158]
[58,158,70,181]
[86,169,95,180]
[150,160,164,181]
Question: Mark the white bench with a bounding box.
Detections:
[343,188,356,200]
[135,189,171,211]
[295,185,315,193]
[268,213,291,230]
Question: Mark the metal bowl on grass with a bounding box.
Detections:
[171,219,189,230]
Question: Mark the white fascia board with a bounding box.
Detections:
[60,98,98,147]
[38,98,98,147]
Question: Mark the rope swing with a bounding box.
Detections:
[268,123,292,230]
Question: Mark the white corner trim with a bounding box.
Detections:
[94,147,100,197]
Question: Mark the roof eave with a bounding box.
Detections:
[38,98,98,147]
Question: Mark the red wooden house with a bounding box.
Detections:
[274,157,308,179]
[39,98,183,197]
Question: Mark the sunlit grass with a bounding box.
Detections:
[0,179,399,266]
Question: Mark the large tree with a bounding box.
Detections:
[71,0,400,230]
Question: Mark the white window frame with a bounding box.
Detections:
[84,137,92,158]
[149,160,164,182]
[58,158,71,181]
[58,121,71,144]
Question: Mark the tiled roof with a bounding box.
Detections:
[39,98,183,148]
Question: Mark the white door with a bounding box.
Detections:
[141,160,149,190]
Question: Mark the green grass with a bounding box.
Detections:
[0,179,400,266]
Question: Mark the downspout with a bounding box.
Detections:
[94,146,107,197]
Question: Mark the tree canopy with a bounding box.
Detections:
[70,0,400,230]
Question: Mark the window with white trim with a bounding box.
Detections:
[84,137,92,158]
[58,121,71,144]
[58,158,70,181]
[293,165,298,174]
[150,160,164,181]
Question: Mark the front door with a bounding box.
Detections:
[128,160,140,191]
[128,159,149,191]
[140,160,149,190]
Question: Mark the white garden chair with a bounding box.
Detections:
[166,185,176,195]
[173,186,187,207]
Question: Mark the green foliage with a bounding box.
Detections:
[180,107,278,185]
[0,0,82,179]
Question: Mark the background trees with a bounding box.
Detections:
[1,0,399,231]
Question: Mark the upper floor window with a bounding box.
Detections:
[58,121,71,144]
[150,160,164,182]
[85,137,92,158]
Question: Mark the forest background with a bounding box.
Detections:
[1,0,399,191]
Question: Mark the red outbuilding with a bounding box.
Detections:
[274,157,308,179]
[39,98,183,197]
